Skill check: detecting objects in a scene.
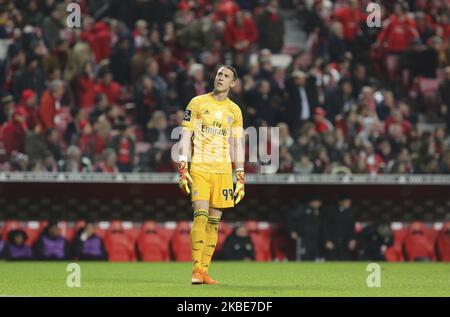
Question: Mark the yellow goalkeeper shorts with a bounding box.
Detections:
[190,171,234,208]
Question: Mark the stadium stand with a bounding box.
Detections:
[0,0,448,176]
[0,0,449,263]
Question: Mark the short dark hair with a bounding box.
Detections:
[221,65,238,80]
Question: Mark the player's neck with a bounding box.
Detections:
[211,90,228,102]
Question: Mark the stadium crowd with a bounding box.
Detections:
[0,0,449,175]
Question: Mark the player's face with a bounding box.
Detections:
[214,67,236,93]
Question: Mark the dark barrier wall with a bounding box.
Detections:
[0,173,449,221]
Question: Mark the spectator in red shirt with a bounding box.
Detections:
[224,11,258,53]
[109,119,135,173]
[38,80,65,130]
[95,68,122,105]
[314,107,334,134]
[385,109,412,137]
[376,2,419,53]
[75,62,96,109]
[333,0,367,42]
[81,18,112,63]
[17,89,39,130]
[3,108,28,158]
[78,119,106,163]
[375,2,419,80]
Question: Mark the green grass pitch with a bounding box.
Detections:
[0,262,448,297]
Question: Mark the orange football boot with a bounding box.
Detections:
[201,271,220,285]
[191,268,204,285]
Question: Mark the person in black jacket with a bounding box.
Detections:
[323,193,357,261]
[358,222,393,261]
[287,194,325,261]
[222,224,255,261]
[285,71,319,134]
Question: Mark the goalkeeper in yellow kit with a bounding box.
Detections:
[178,65,245,285]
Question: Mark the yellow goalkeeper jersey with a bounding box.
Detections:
[181,92,243,174]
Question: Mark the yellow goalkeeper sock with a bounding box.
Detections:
[201,215,221,273]
[191,209,208,270]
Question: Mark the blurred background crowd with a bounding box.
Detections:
[0,0,449,174]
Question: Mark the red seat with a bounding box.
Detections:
[23,221,46,246]
[436,222,450,262]
[385,225,407,262]
[121,221,140,242]
[246,221,272,262]
[104,221,136,262]
[170,221,191,261]
[2,221,23,241]
[95,221,110,238]
[216,222,232,256]
[271,225,293,261]
[403,222,435,261]
[136,221,170,262]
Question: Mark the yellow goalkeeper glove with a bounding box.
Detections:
[178,161,193,195]
[234,169,245,205]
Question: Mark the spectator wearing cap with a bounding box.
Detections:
[5,229,34,261]
[17,89,39,130]
[2,107,28,158]
[38,79,65,130]
[323,193,357,261]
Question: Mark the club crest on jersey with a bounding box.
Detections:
[227,116,233,124]
[184,109,192,121]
